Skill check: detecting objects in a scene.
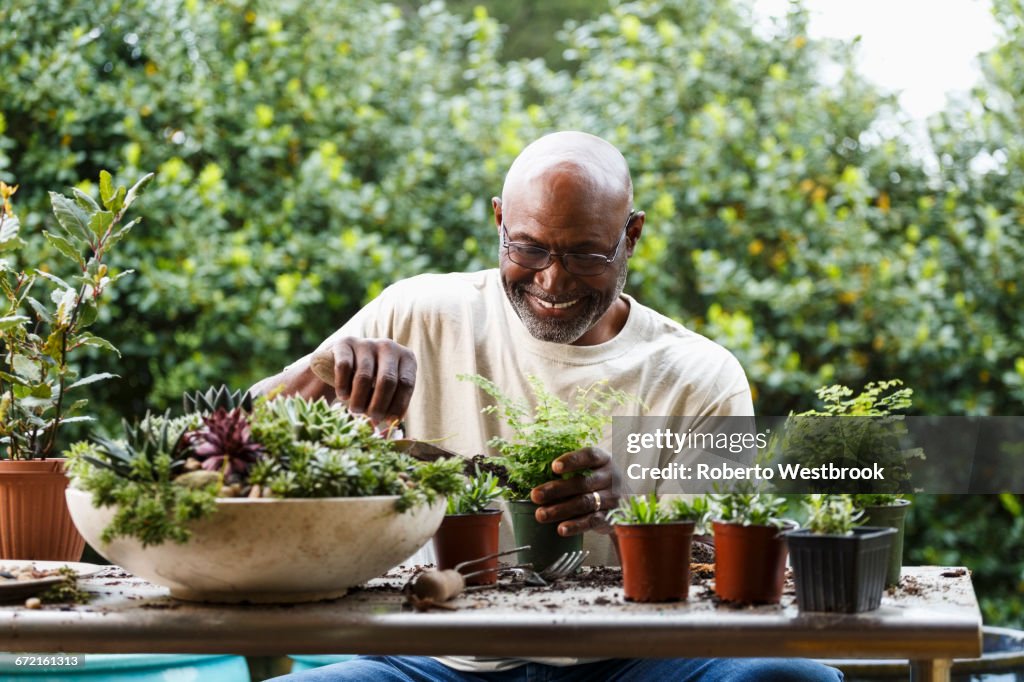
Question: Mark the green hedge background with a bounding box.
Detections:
[2,0,1023,626]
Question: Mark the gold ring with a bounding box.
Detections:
[592,491,602,512]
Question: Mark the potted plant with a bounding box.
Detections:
[608,494,707,602]
[64,390,464,602]
[767,380,919,588]
[431,466,504,585]
[709,492,793,604]
[853,493,911,588]
[0,172,152,560]
[787,494,896,613]
[459,374,632,571]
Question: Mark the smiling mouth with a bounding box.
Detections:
[532,295,580,310]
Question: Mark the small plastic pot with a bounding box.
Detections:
[507,500,583,571]
[787,526,896,613]
[431,509,502,585]
[614,521,695,602]
[712,520,792,604]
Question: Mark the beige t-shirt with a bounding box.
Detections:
[297,269,753,672]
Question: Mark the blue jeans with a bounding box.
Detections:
[274,656,843,681]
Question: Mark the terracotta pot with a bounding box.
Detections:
[0,459,85,561]
[712,520,791,604]
[507,500,583,571]
[615,521,694,602]
[431,510,502,586]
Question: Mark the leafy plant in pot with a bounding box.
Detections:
[458,373,633,571]
[767,380,919,589]
[786,494,896,613]
[709,492,794,604]
[0,173,152,560]
[64,390,464,602]
[608,494,707,602]
[431,466,505,586]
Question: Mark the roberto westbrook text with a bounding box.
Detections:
[626,462,886,482]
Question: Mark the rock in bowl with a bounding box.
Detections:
[66,488,444,603]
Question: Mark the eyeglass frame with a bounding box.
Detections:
[500,210,637,276]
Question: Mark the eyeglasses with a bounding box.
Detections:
[501,211,636,277]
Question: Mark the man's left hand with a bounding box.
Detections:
[529,447,622,537]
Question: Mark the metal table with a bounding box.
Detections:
[0,565,982,681]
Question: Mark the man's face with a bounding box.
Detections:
[498,208,632,345]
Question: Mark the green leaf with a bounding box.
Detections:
[34,269,73,290]
[49,192,92,242]
[76,300,98,328]
[66,372,119,390]
[108,186,126,215]
[0,214,25,252]
[76,332,121,357]
[109,269,135,284]
[123,173,155,212]
[72,188,101,212]
[29,382,52,399]
[43,231,84,266]
[57,416,94,424]
[88,211,114,240]
[0,371,28,386]
[99,170,114,207]
[105,218,139,250]
[25,298,53,325]
[12,354,41,382]
[0,315,29,331]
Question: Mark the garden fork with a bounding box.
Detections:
[517,550,590,587]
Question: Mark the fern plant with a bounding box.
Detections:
[459,373,635,499]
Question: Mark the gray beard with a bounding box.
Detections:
[503,261,628,344]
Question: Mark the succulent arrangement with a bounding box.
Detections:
[458,373,635,499]
[803,494,865,536]
[66,387,464,547]
[607,494,710,529]
[709,492,790,528]
[446,466,504,515]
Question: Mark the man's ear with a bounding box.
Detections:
[492,197,502,231]
[625,211,645,258]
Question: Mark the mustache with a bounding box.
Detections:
[515,284,594,305]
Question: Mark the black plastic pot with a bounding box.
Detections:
[787,526,896,613]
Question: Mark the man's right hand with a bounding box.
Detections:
[309,337,417,425]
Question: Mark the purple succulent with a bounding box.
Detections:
[187,408,264,475]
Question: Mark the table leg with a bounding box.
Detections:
[909,659,952,682]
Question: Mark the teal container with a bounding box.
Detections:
[289,654,356,673]
[507,500,584,571]
[860,499,911,588]
[0,654,249,681]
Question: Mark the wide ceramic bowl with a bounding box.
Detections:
[66,488,444,603]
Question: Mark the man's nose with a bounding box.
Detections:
[533,257,575,294]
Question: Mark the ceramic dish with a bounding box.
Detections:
[0,560,103,604]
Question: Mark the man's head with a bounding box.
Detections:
[494,131,644,346]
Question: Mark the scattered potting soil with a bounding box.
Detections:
[691,543,715,564]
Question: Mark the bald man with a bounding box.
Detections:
[259,132,842,681]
